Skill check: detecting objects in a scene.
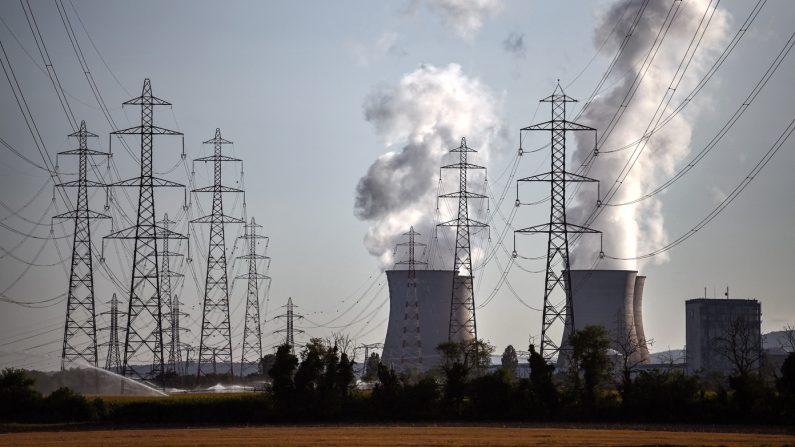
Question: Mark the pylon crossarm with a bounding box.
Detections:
[122,94,171,106]
[437,217,488,228]
[53,210,110,220]
[516,223,601,234]
[235,272,270,280]
[237,234,267,240]
[439,191,488,199]
[202,135,233,145]
[440,162,485,170]
[111,177,185,188]
[159,250,184,257]
[105,225,187,240]
[67,128,99,138]
[111,125,182,136]
[57,148,106,156]
[190,214,244,224]
[194,155,241,162]
[521,120,595,132]
[394,260,428,265]
[191,185,244,193]
[518,172,599,183]
[237,254,269,260]
[57,179,107,188]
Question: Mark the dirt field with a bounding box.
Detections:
[1,425,793,447]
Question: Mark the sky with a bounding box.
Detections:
[0,0,793,370]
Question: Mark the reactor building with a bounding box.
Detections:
[558,270,650,368]
[685,298,762,375]
[381,269,474,371]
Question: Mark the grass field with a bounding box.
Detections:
[1,425,793,447]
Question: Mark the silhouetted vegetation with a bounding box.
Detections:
[3,331,795,426]
[0,368,104,423]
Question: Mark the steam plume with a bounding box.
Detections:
[355,63,502,267]
[569,0,729,270]
[422,0,502,37]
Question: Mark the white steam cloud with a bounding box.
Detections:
[570,0,729,270]
[355,63,502,267]
[422,0,502,37]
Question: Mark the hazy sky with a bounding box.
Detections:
[1,0,793,370]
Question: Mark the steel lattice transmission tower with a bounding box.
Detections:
[105,79,187,379]
[437,137,488,342]
[236,218,270,377]
[191,128,243,377]
[157,214,185,374]
[513,83,602,362]
[57,120,109,370]
[275,297,304,354]
[394,226,426,371]
[169,294,187,375]
[104,293,123,373]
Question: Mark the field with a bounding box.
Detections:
[1,425,793,447]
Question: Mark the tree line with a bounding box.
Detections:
[2,325,794,425]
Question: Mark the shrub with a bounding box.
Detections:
[0,368,42,422]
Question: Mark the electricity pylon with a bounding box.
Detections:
[105,79,187,379]
[56,120,109,370]
[274,297,304,354]
[156,214,184,374]
[103,293,123,373]
[513,82,602,362]
[394,226,426,371]
[169,294,187,375]
[358,342,384,378]
[191,128,243,377]
[236,218,270,377]
[437,137,488,342]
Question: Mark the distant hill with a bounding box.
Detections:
[763,330,794,353]
[648,348,686,364]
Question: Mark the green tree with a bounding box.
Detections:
[568,325,612,408]
[318,344,342,415]
[612,320,652,403]
[0,368,42,422]
[43,387,95,422]
[437,339,494,374]
[779,352,795,396]
[528,343,558,412]
[268,344,298,410]
[778,352,795,418]
[469,368,514,418]
[321,344,340,395]
[259,353,276,376]
[294,338,328,397]
[372,363,402,414]
[713,317,767,415]
[624,369,701,422]
[501,345,519,377]
[337,352,355,397]
[363,352,380,381]
[437,339,494,415]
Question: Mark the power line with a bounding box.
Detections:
[605,116,795,261]
[607,30,795,207]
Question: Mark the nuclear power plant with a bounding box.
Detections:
[559,270,651,367]
[381,269,475,371]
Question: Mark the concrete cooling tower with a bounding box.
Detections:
[381,270,474,372]
[558,270,650,368]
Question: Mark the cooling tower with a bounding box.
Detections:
[633,275,650,363]
[381,270,474,371]
[558,270,649,368]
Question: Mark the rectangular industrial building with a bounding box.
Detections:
[685,298,762,375]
